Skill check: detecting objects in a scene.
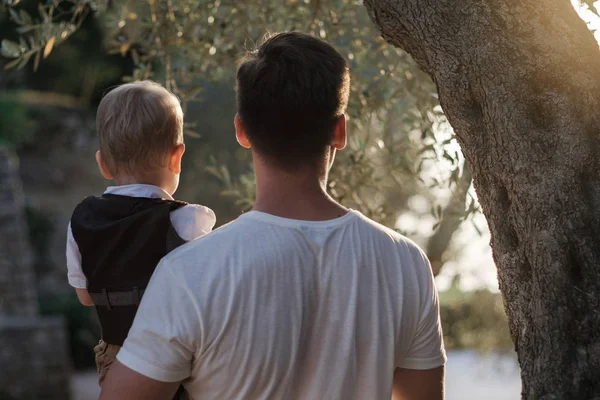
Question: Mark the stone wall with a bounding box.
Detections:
[0,148,70,400]
[0,317,70,400]
[0,150,37,317]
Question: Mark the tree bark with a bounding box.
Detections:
[363,0,600,398]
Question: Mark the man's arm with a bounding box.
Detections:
[392,366,445,400]
[99,257,198,397]
[394,246,447,399]
[100,360,180,400]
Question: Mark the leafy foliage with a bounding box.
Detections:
[1,0,478,268]
[0,0,104,71]
[0,0,520,359]
[439,277,513,350]
[579,0,599,16]
[0,93,33,147]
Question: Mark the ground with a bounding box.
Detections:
[70,350,521,399]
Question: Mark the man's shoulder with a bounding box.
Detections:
[351,214,430,274]
[353,214,432,286]
[353,212,423,251]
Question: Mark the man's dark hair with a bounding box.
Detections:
[236,32,350,168]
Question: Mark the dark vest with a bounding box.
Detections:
[70,194,187,345]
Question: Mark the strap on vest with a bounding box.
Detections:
[90,287,146,308]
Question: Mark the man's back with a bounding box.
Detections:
[117,210,446,400]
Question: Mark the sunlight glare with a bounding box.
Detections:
[573,0,600,42]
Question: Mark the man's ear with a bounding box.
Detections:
[95,151,114,180]
[331,115,347,150]
[234,114,252,149]
[168,143,185,174]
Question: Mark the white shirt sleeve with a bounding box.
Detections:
[169,204,216,241]
[397,248,447,370]
[66,223,87,289]
[116,259,200,382]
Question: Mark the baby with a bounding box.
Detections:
[65,81,215,395]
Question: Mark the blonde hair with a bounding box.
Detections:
[96,80,183,177]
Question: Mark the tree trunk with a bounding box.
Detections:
[363,0,600,398]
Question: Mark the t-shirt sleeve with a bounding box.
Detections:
[170,204,217,241]
[397,248,447,370]
[116,259,200,382]
[66,223,87,289]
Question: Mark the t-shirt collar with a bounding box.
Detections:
[239,209,359,229]
[104,184,174,200]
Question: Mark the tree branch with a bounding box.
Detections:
[426,164,472,276]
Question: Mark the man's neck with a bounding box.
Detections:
[252,161,347,221]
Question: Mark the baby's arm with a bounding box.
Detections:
[66,223,94,306]
[75,288,94,306]
[170,204,217,241]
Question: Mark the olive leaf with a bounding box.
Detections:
[1,39,22,58]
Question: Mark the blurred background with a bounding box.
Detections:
[1,1,598,399]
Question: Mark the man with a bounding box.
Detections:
[100,32,446,400]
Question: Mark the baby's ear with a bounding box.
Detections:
[169,143,185,174]
[95,151,113,180]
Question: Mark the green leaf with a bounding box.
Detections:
[449,167,460,187]
[417,143,435,155]
[9,8,20,24]
[221,189,241,197]
[180,85,204,101]
[16,25,36,34]
[220,165,231,185]
[183,128,201,138]
[204,165,220,179]
[33,50,41,72]
[17,52,32,70]
[19,10,32,25]
[442,151,455,164]
[28,35,37,49]
[581,0,599,16]
[19,37,28,50]
[1,40,22,58]
[38,4,49,22]
[131,49,140,65]
[471,220,483,236]
[4,58,22,70]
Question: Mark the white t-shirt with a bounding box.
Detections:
[65,184,216,289]
[118,209,446,400]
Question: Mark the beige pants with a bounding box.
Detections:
[93,339,189,399]
[94,339,121,387]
